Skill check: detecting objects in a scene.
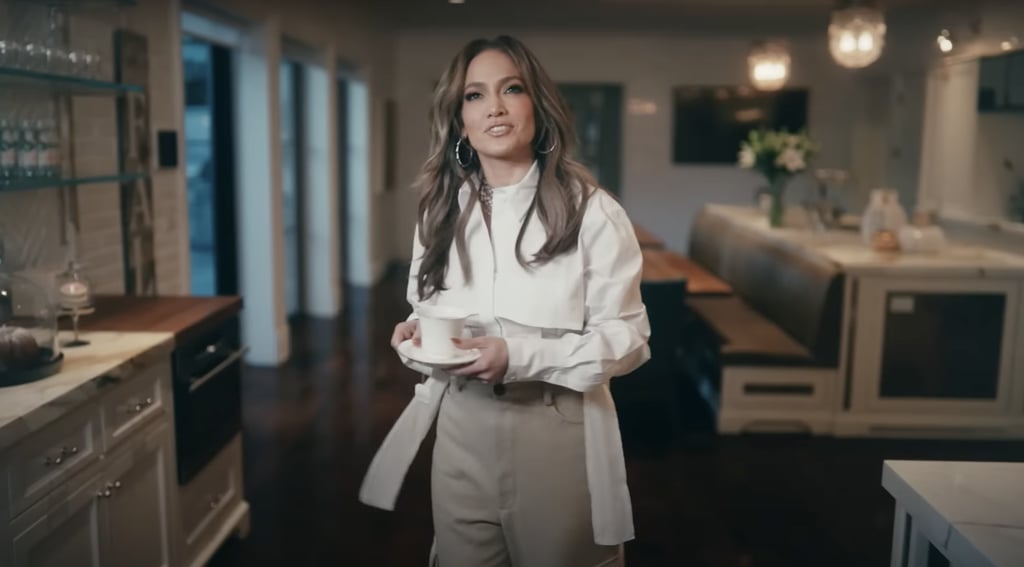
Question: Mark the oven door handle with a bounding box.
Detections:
[189,346,249,393]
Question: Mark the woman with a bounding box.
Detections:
[359,35,651,567]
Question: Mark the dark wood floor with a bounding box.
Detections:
[209,269,1024,567]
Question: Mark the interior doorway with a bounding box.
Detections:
[182,35,238,296]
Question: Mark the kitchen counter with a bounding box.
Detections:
[883,460,1024,566]
[0,330,175,452]
[62,294,243,345]
[704,204,1024,277]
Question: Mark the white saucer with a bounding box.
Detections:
[396,340,481,368]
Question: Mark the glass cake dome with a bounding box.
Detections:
[0,252,63,387]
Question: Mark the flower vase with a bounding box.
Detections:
[767,175,788,228]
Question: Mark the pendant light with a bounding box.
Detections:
[829,1,886,69]
[748,41,790,91]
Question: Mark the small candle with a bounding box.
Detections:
[60,281,87,296]
[59,281,90,308]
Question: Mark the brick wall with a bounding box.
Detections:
[0,190,67,272]
[0,0,186,295]
[128,0,188,296]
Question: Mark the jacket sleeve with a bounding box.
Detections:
[398,225,435,377]
[502,193,651,393]
[405,224,424,322]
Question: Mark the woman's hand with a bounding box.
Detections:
[448,337,509,384]
[390,320,420,349]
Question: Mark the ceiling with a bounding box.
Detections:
[372,0,986,34]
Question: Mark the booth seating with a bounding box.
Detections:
[684,207,845,434]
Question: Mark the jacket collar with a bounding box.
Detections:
[458,161,540,219]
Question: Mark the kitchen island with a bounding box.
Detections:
[698,205,1024,438]
[882,460,1024,566]
[1,295,248,567]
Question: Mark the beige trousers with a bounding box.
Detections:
[430,378,623,567]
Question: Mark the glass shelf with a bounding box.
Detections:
[6,0,136,9]
[0,172,148,192]
[0,66,144,96]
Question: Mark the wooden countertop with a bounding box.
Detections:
[60,295,243,345]
[641,248,733,296]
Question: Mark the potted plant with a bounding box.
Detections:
[738,128,817,227]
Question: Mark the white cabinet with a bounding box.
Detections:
[9,472,105,567]
[839,276,1024,436]
[103,420,176,567]
[1,360,180,567]
[179,434,248,567]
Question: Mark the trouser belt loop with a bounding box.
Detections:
[543,385,553,406]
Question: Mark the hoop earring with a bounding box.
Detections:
[455,137,474,168]
[536,129,557,154]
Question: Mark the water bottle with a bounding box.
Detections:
[35,118,60,178]
[17,118,38,179]
[0,119,16,185]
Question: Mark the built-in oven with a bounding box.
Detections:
[171,315,246,486]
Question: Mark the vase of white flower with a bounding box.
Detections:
[766,173,789,228]
[738,128,817,228]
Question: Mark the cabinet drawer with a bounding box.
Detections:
[102,362,168,451]
[5,406,101,520]
[180,434,242,550]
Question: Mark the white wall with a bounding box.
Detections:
[916,59,980,216]
[915,1,1024,231]
[301,61,341,316]
[392,30,883,255]
[973,112,1024,219]
[206,0,397,286]
[183,0,395,364]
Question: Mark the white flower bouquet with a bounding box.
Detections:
[738,128,818,226]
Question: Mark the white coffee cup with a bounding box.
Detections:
[416,305,472,358]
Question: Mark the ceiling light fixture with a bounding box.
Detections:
[828,1,886,69]
[748,41,790,92]
[936,29,954,54]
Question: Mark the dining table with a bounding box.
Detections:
[633,223,665,249]
[640,247,733,296]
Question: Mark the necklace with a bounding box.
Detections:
[478,178,493,218]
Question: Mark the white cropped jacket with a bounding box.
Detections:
[359,162,651,546]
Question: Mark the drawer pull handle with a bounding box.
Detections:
[44,446,79,467]
[127,397,155,414]
[97,480,122,499]
[190,346,249,393]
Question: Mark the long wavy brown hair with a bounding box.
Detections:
[413,35,596,301]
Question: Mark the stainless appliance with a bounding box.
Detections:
[171,315,245,485]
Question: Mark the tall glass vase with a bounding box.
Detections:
[766,173,789,228]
